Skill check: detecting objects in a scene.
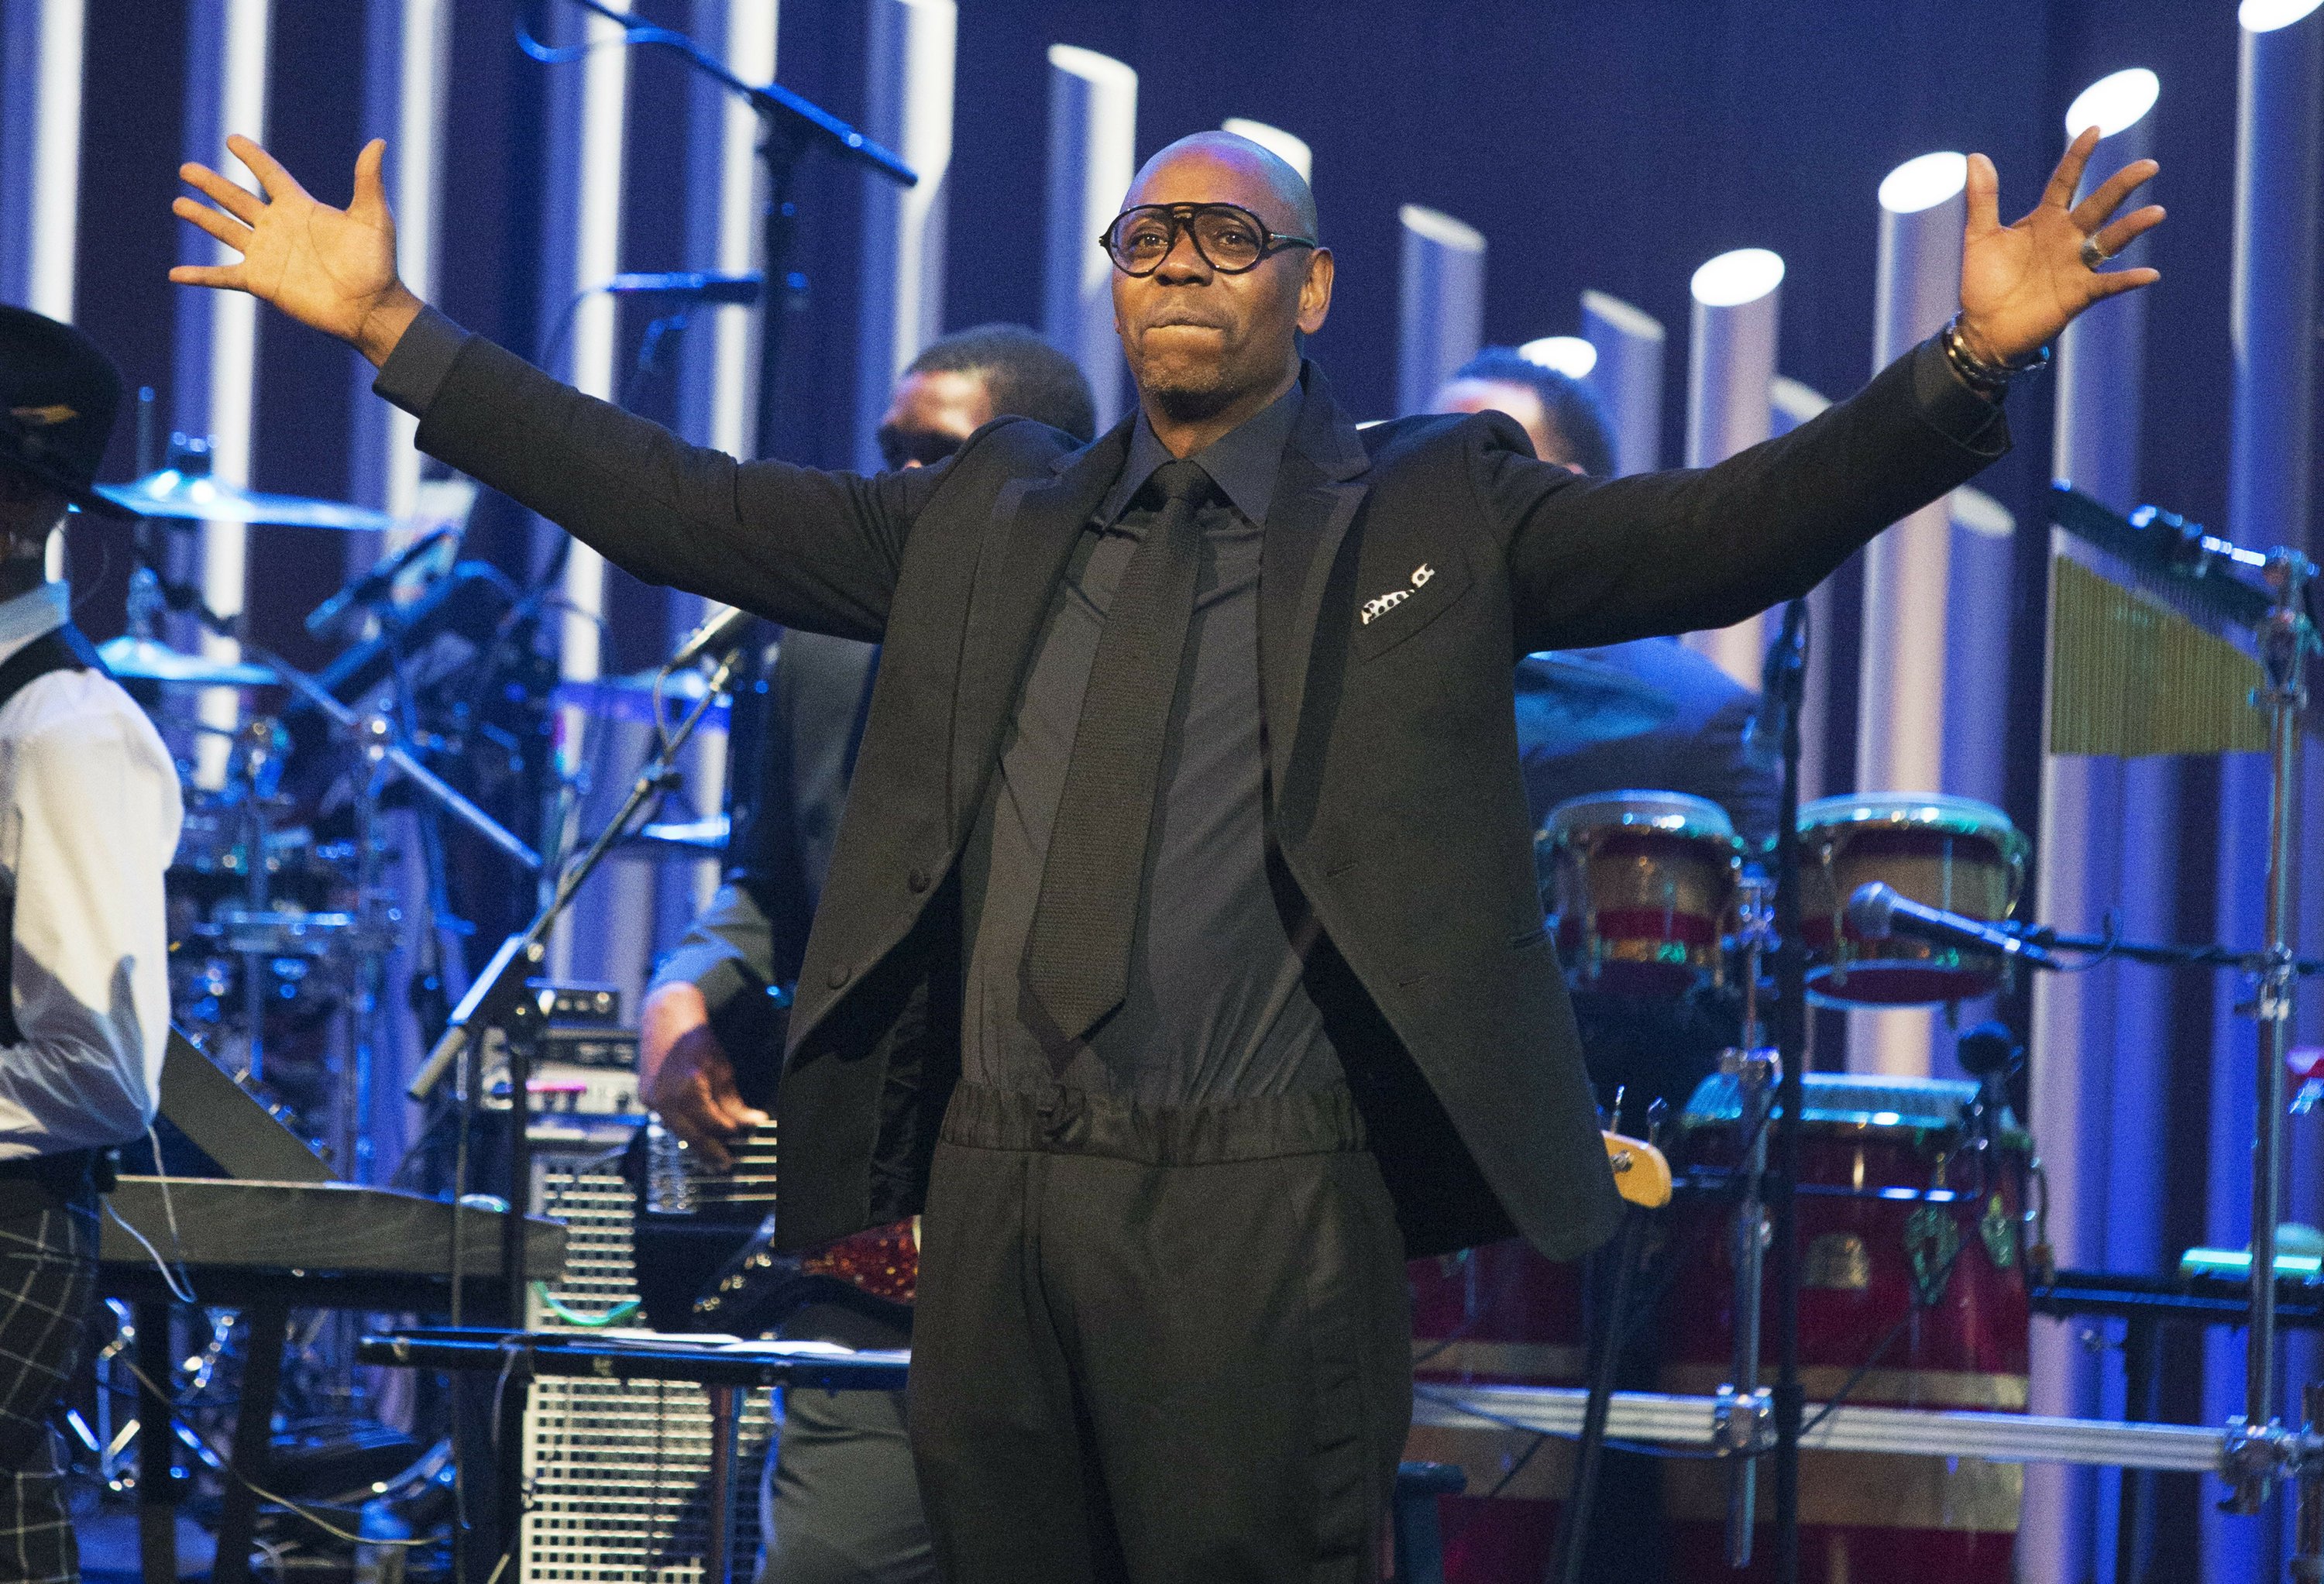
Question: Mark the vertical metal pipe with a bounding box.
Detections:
[1394,204,1485,418]
[1580,290,1664,479]
[0,0,84,321]
[350,0,449,526]
[1042,45,1136,433]
[537,0,631,978]
[1849,153,1968,1082]
[1683,248,1782,687]
[1859,153,1965,802]
[2024,67,2161,1584]
[2215,6,2324,1555]
[668,0,775,926]
[852,0,954,473]
[173,0,270,793]
[1769,377,1831,803]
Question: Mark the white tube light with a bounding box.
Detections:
[2242,0,2324,32]
[2064,67,2160,138]
[710,1,776,461]
[1220,118,1312,183]
[1689,246,1784,308]
[1878,151,1968,215]
[1518,335,1597,379]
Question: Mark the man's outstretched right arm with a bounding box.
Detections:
[173,135,916,641]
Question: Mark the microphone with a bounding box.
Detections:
[304,527,456,637]
[604,272,764,305]
[667,604,755,670]
[1844,882,2051,965]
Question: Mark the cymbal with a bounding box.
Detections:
[1514,652,1681,751]
[96,468,404,532]
[627,813,730,856]
[552,668,729,728]
[98,635,277,687]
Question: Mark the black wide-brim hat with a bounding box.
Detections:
[0,304,136,521]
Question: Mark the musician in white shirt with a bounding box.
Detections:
[0,305,180,1584]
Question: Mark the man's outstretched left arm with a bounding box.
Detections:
[1500,128,2162,651]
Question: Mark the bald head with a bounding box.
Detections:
[1126,131,1318,241]
[1109,132,1335,451]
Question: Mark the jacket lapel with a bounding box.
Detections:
[947,417,1133,834]
[1259,366,1371,802]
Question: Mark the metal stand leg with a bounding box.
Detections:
[2295,1382,2324,1583]
[2297,1382,2324,1582]
[2116,1315,2164,1584]
[135,1302,180,1584]
[211,1298,290,1584]
[704,1385,740,1584]
[492,1364,531,1584]
[1556,1207,1645,1584]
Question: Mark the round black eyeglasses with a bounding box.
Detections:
[1099,203,1318,277]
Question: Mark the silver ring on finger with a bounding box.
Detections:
[2080,235,2112,271]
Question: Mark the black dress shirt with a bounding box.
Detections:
[957,380,1344,1105]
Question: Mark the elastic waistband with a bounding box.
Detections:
[940,1081,1367,1166]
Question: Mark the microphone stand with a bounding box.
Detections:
[1762,596,1811,1584]
[413,641,748,1328]
[557,0,916,459]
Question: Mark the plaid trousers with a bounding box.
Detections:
[0,1178,98,1584]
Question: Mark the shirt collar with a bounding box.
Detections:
[0,584,70,668]
[1098,376,1305,528]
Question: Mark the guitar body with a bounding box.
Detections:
[627,983,924,1334]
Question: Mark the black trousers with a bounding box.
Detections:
[760,1304,937,1584]
[908,1083,1411,1584]
[0,1167,100,1584]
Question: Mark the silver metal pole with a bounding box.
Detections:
[2236,551,2315,1514]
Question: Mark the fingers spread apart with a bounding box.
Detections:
[2071,158,2161,232]
[2042,126,2102,211]
[179,161,263,225]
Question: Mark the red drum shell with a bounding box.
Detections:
[1659,1074,2030,1582]
[1405,1241,1583,1582]
[1542,792,1741,999]
[1796,795,2027,1008]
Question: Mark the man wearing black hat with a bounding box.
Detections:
[0,306,180,1583]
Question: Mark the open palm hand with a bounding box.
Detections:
[1958,127,2164,366]
[171,135,422,366]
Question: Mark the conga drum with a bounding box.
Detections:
[1796,793,2028,1006]
[1405,1242,1585,1580]
[1540,791,1745,998]
[1659,1073,2031,1582]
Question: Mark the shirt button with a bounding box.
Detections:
[907,867,930,894]
[826,964,851,990]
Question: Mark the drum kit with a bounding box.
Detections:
[88,429,572,1177]
[1424,765,2040,1582]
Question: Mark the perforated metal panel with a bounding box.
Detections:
[524,1125,775,1584]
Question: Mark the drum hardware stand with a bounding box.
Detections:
[1717,871,1778,1569]
[2225,545,2318,1517]
[1758,594,1813,1582]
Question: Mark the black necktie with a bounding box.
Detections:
[1023,458,1216,1042]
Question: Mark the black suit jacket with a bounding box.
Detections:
[390,313,2005,1259]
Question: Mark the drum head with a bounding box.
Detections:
[1797,792,2027,864]
[1545,789,1737,847]
[1679,1070,1996,1135]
